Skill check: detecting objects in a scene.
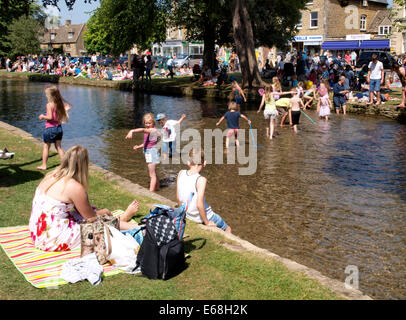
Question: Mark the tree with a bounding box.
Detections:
[0,0,36,55]
[6,15,43,58]
[229,0,307,88]
[79,0,168,56]
[169,0,233,76]
[83,8,112,55]
[391,0,406,33]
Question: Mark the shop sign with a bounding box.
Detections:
[294,35,323,42]
[346,34,371,40]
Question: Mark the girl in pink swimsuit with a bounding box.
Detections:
[125,113,161,192]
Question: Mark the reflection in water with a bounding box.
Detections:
[1,79,406,299]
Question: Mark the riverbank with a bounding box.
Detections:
[1,70,406,122]
[0,120,372,300]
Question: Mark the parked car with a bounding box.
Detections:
[78,56,91,65]
[188,54,203,68]
[356,51,395,69]
[172,54,203,68]
[100,56,113,66]
[172,54,189,68]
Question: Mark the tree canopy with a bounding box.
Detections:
[7,15,43,58]
[82,0,168,55]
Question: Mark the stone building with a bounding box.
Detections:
[292,0,390,54]
[40,20,87,56]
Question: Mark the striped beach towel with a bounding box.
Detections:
[0,210,127,288]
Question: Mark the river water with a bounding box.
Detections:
[1,79,405,299]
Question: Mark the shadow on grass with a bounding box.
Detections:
[0,154,58,187]
[184,238,207,253]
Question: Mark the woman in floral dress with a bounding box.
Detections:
[29,145,140,252]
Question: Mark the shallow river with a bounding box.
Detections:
[1,79,405,299]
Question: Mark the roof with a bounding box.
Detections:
[367,10,391,33]
[41,23,86,44]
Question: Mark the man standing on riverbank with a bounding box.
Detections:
[367,54,384,105]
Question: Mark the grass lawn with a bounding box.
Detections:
[0,126,341,300]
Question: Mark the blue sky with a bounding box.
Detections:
[42,0,100,25]
[44,0,393,25]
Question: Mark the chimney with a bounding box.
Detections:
[66,20,71,26]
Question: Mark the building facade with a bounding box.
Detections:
[293,0,390,54]
[40,20,87,56]
[150,27,204,57]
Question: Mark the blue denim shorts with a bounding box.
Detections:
[208,212,228,231]
[162,140,175,155]
[143,147,160,164]
[369,79,381,92]
[43,125,63,143]
[333,96,346,109]
[121,227,144,245]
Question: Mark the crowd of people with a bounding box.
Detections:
[261,50,406,108]
[0,54,134,81]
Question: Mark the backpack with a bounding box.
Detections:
[143,203,187,240]
[135,210,186,280]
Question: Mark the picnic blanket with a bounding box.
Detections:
[0,210,127,288]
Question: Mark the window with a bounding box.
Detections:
[50,33,56,40]
[362,0,368,7]
[307,1,313,5]
[68,32,74,39]
[379,25,391,35]
[360,15,367,31]
[310,12,318,28]
[297,14,303,29]
[179,29,183,38]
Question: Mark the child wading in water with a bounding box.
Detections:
[257,85,278,139]
[125,113,161,192]
[216,101,251,149]
[37,86,71,170]
[289,88,305,134]
[156,112,186,160]
[177,148,231,233]
[317,91,332,122]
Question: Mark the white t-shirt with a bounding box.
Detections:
[368,60,384,80]
[161,119,178,142]
[177,170,214,223]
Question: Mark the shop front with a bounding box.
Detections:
[292,35,323,56]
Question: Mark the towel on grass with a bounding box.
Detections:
[0,210,127,288]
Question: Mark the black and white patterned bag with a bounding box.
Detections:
[136,212,185,280]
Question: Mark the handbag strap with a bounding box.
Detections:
[103,222,113,258]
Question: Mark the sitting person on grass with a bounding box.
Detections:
[176,148,231,233]
[199,65,212,84]
[29,145,140,252]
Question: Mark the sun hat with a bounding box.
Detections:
[156,113,166,121]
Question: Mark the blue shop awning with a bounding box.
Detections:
[359,40,390,49]
[321,41,360,50]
